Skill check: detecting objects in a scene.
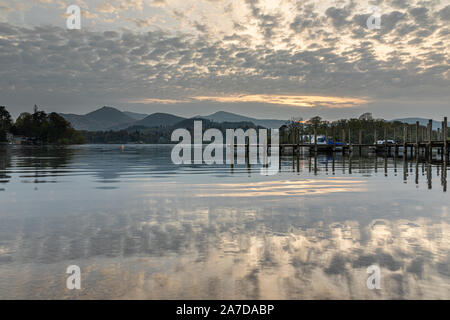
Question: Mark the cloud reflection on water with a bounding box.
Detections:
[0,145,449,299]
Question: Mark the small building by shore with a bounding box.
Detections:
[5,134,36,145]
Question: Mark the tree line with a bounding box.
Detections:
[80,127,171,144]
[282,115,448,145]
[81,119,263,144]
[0,105,86,144]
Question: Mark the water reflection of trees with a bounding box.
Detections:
[0,146,12,185]
[2,146,449,191]
[13,146,76,169]
[11,146,77,185]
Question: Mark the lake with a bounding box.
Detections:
[0,144,449,299]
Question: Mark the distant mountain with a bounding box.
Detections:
[61,107,288,132]
[123,111,148,120]
[199,111,287,128]
[85,106,133,124]
[392,117,448,130]
[58,113,96,131]
[60,106,134,131]
[134,113,186,128]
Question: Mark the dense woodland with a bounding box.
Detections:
[0,105,86,144]
[0,106,13,142]
[80,127,172,144]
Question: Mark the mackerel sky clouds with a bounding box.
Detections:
[0,0,448,119]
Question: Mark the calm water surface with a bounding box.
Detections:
[0,144,449,299]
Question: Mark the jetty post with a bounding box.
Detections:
[332,125,336,152]
[444,117,448,161]
[359,129,363,155]
[384,125,388,153]
[416,121,420,157]
[440,122,444,159]
[245,136,252,169]
[342,129,346,155]
[291,127,295,169]
[393,127,398,156]
[374,129,377,149]
[443,117,448,192]
[423,126,427,152]
[427,119,433,160]
[229,133,234,170]
[348,128,352,153]
[408,126,412,154]
[314,125,318,154]
[403,123,408,159]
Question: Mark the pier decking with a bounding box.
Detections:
[276,117,449,162]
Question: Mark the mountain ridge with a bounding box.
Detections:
[134,113,186,128]
[60,106,134,131]
[123,111,148,120]
[60,107,288,131]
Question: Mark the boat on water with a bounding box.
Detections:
[369,140,397,151]
[303,135,344,151]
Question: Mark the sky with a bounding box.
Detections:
[0,0,449,120]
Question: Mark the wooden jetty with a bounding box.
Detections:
[228,117,448,191]
[276,117,449,162]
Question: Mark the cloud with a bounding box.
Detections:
[325,7,351,29]
[131,98,190,104]
[438,5,450,21]
[408,6,429,23]
[149,0,165,8]
[192,95,369,108]
[0,0,448,118]
[245,0,282,40]
[128,17,155,27]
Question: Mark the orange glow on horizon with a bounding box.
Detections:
[133,94,369,108]
[193,94,369,108]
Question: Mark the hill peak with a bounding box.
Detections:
[60,106,134,131]
[134,112,186,128]
[209,111,239,116]
[87,106,122,115]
